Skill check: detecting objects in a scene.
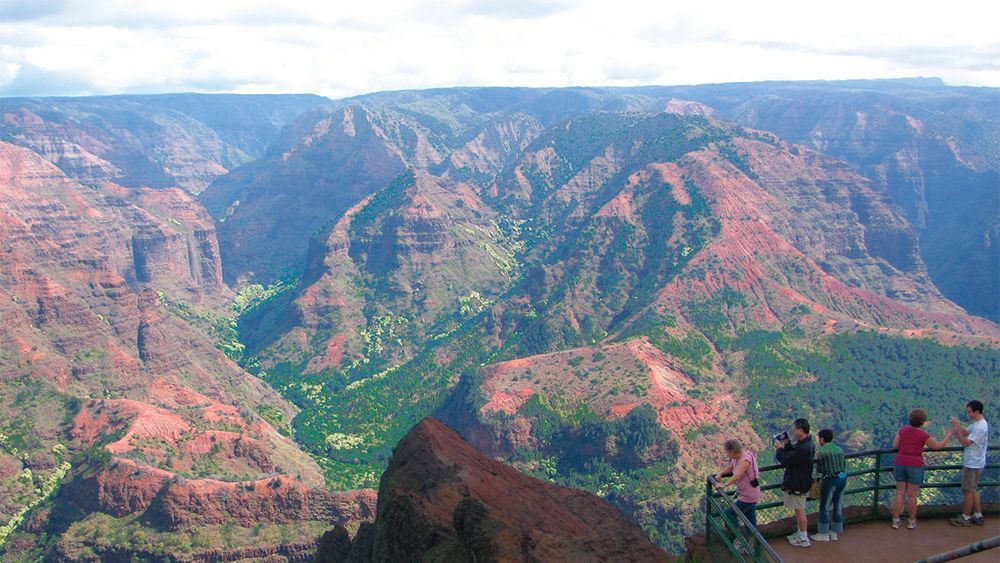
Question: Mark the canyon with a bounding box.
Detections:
[0,80,996,559]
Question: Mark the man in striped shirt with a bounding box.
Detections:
[812,429,847,541]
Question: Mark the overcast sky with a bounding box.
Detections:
[1,0,997,99]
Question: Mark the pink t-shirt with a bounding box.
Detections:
[731,451,762,503]
[895,425,931,467]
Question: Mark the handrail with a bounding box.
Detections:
[704,445,999,561]
[755,445,987,473]
[916,535,1000,563]
[707,475,784,563]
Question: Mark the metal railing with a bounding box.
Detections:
[917,535,1000,563]
[705,445,999,562]
[706,475,784,562]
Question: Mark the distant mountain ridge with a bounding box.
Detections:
[199,82,999,321]
[0,93,328,194]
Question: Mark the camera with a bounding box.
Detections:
[772,430,789,442]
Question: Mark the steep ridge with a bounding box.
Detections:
[666,82,1000,321]
[0,93,327,194]
[241,169,520,373]
[301,82,999,321]
[201,105,444,282]
[317,417,671,562]
[0,142,372,560]
[201,87,687,284]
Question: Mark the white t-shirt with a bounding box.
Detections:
[963,418,989,469]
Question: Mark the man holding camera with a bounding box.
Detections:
[949,400,989,527]
[775,418,815,548]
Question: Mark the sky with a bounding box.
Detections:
[1,0,998,99]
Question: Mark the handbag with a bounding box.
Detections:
[807,441,820,499]
[807,478,819,500]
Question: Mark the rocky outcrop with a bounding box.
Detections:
[323,417,671,562]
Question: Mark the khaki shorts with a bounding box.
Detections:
[783,491,807,511]
[961,467,983,492]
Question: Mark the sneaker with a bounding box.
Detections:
[788,536,811,548]
[891,518,901,529]
[950,515,973,527]
[829,532,839,541]
[786,532,801,540]
[971,515,985,526]
[810,533,831,542]
[907,519,917,529]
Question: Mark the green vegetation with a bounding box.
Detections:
[0,443,70,550]
[643,316,714,374]
[233,278,299,317]
[55,513,329,559]
[743,331,1000,446]
[260,326,501,489]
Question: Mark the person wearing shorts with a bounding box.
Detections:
[891,408,952,529]
[775,418,814,548]
[950,400,989,526]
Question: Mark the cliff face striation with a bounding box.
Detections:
[677,82,1000,321]
[0,141,373,560]
[319,417,671,562]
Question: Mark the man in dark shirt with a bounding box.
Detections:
[775,418,815,548]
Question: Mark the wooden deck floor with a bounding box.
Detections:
[768,514,999,562]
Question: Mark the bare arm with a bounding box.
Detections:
[892,431,900,449]
[714,459,733,480]
[951,418,974,446]
[718,459,749,489]
[925,429,953,450]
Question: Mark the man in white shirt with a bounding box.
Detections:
[949,400,989,526]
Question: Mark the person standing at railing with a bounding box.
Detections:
[713,438,762,528]
[949,400,989,527]
[890,408,953,530]
[775,417,814,548]
[811,428,847,542]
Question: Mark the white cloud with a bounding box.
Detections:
[0,0,997,97]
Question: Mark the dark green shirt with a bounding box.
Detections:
[816,443,846,476]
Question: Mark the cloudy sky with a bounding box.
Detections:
[1,0,997,99]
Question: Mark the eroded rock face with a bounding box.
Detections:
[0,93,327,194]
[328,417,671,562]
[0,141,375,558]
[710,88,1000,321]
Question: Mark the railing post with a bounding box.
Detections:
[705,476,713,547]
[871,451,882,518]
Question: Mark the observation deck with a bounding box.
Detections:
[700,446,999,562]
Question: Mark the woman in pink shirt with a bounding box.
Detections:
[714,438,762,527]
[890,408,953,529]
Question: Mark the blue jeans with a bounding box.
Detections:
[818,475,847,533]
[729,499,758,527]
